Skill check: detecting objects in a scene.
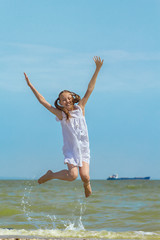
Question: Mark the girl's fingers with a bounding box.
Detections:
[94,56,102,61]
[24,72,29,80]
[93,56,98,62]
[24,72,27,78]
[24,72,31,86]
[93,56,104,67]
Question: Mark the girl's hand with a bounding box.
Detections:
[93,56,104,70]
[24,72,31,87]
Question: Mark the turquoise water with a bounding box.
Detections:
[0,179,160,239]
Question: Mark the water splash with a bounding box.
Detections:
[64,216,84,231]
[46,214,57,229]
[64,200,86,231]
[21,177,40,228]
[21,183,33,221]
[21,178,86,231]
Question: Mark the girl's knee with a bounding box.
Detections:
[69,170,78,181]
[80,173,90,183]
[67,164,78,181]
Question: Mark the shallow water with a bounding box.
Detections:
[0,179,160,239]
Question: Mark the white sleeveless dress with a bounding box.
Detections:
[56,105,90,167]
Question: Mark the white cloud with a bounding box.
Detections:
[3,42,68,54]
[97,50,160,62]
[0,42,160,93]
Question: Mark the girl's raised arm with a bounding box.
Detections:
[78,56,103,112]
[24,73,62,120]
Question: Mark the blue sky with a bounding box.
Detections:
[0,0,160,179]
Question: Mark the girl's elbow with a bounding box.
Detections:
[39,98,43,104]
[39,98,45,105]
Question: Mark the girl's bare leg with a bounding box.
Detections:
[79,162,92,198]
[38,164,78,184]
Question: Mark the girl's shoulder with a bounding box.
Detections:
[71,104,84,116]
[55,110,64,122]
[77,103,85,116]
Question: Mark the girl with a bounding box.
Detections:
[24,56,103,198]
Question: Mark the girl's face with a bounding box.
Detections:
[59,92,74,111]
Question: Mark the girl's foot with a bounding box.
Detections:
[38,170,54,184]
[83,181,92,198]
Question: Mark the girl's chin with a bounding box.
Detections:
[67,106,73,110]
[65,105,74,110]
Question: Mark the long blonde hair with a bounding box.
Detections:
[54,90,81,120]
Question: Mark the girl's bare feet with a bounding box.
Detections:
[83,181,92,198]
[38,170,54,184]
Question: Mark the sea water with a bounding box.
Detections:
[0,179,160,239]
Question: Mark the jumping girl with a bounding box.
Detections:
[24,56,103,198]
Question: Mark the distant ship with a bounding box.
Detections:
[107,174,150,180]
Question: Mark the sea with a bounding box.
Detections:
[0,179,160,239]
